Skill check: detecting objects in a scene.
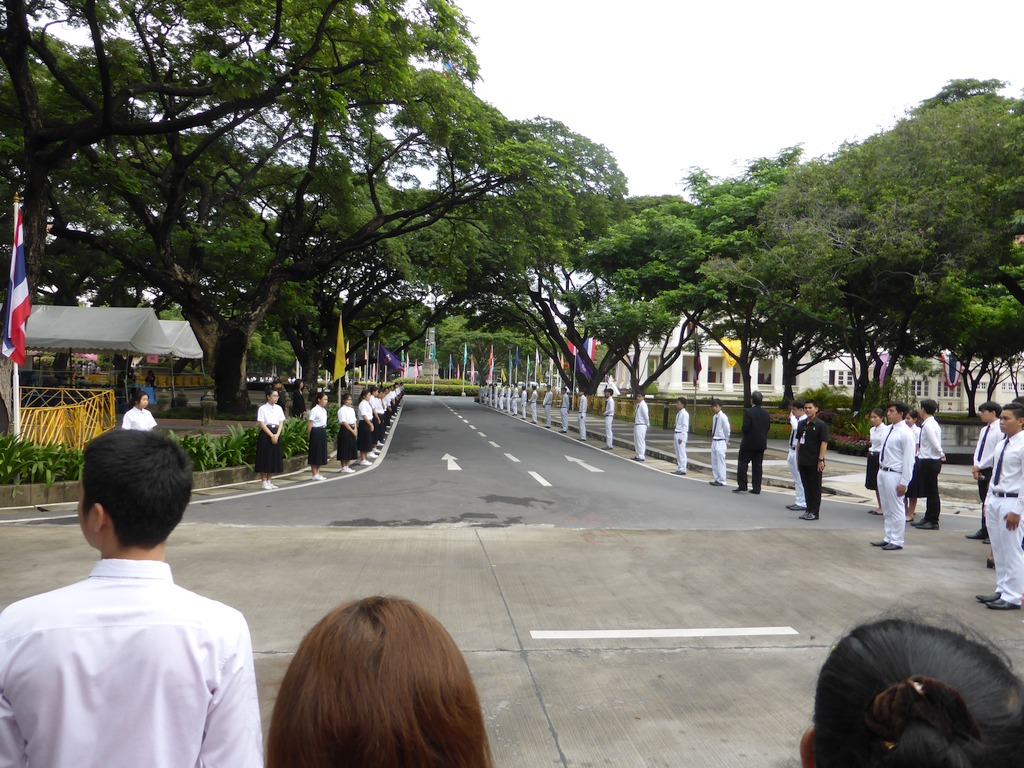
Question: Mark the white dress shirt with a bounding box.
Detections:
[879,421,917,487]
[604,397,615,417]
[634,400,649,426]
[121,406,157,431]
[257,402,285,427]
[981,431,1024,517]
[358,399,374,422]
[789,414,806,450]
[869,423,886,454]
[918,417,945,460]
[712,411,730,441]
[339,404,357,427]
[974,422,1000,467]
[308,403,328,428]
[578,394,588,415]
[0,559,263,768]
[674,408,690,434]
[543,391,553,406]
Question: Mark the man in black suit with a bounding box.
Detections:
[735,390,771,494]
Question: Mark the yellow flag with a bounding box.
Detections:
[722,338,741,368]
[332,315,345,381]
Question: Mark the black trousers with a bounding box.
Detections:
[917,458,942,524]
[736,448,765,492]
[978,467,992,535]
[798,464,822,517]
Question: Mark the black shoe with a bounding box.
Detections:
[915,521,939,530]
[632,457,645,462]
[881,543,903,551]
[799,512,819,520]
[987,558,995,569]
[604,445,614,450]
[750,489,761,495]
[786,504,806,511]
[976,592,1001,603]
[983,538,991,545]
[709,481,724,487]
[870,540,890,547]
[732,488,747,493]
[987,599,1021,610]
[674,470,687,475]
[965,530,987,540]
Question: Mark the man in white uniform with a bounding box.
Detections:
[530,386,539,424]
[673,397,690,474]
[603,387,616,449]
[871,401,916,551]
[511,386,519,416]
[577,391,588,440]
[560,387,570,432]
[709,399,730,486]
[543,385,553,428]
[520,386,529,420]
[0,430,263,768]
[786,400,807,511]
[633,391,649,461]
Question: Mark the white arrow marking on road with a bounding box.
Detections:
[566,455,604,473]
[529,471,552,487]
[488,441,500,448]
[504,453,520,463]
[441,454,462,471]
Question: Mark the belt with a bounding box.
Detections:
[993,492,1019,498]
[880,466,900,473]
[713,438,726,441]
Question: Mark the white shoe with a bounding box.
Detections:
[341,466,355,474]
[261,481,272,490]
[376,442,384,448]
[368,452,378,458]
[268,483,279,489]
[359,460,372,466]
[312,474,325,481]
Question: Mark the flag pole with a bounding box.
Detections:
[10,194,20,438]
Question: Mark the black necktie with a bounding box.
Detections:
[994,439,1010,485]
[977,425,990,463]
[880,425,894,464]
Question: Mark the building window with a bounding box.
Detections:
[911,379,929,397]
[938,382,960,399]
[708,370,718,384]
[828,370,854,386]
[733,369,742,384]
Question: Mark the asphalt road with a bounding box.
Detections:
[1,395,1017,767]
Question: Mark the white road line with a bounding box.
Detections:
[0,514,78,525]
[566,455,603,473]
[478,432,486,437]
[528,471,551,487]
[468,425,475,430]
[489,441,500,448]
[504,453,520,463]
[530,627,799,640]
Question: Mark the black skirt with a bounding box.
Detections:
[254,425,283,473]
[338,424,358,461]
[357,420,374,452]
[906,459,923,498]
[308,426,328,466]
[865,452,879,490]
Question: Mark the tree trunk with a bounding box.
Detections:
[211,328,250,413]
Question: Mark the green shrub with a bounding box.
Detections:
[798,385,852,412]
[0,436,84,487]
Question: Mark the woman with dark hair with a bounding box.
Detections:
[336,392,358,473]
[800,618,1024,767]
[255,385,285,490]
[356,388,375,466]
[865,408,885,515]
[266,596,493,768]
[306,391,329,480]
[291,380,307,419]
[121,388,157,431]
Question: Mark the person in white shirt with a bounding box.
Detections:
[357,389,376,465]
[370,388,385,452]
[543,385,553,428]
[967,402,1003,542]
[603,388,616,449]
[904,410,922,522]
[786,400,807,511]
[121,388,158,431]
[256,386,286,489]
[336,392,359,473]
[306,391,329,480]
[520,386,528,420]
[908,398,945,531]
[870,401,917,551]
[529,386,538,424]
[673,397,689,474]
[974,403,1024,610]
[0,430,263,768]
[633,391,649,461]
[709,399,730,486]
[577,392,588,440]
[511,386,520,417]
[864,408,886,515]
[559,386,570,432]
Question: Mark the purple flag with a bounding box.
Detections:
[378,343,403,372]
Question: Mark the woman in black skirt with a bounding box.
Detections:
[356,388,375,466]
[336,392,359,473]
[306,391,329,480]
[255,386,286,490]
[864,408,885,515]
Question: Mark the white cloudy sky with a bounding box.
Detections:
[454,0,1024,197]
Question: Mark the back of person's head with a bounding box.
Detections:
[677,396,687,407]
[807,618,1024,768]
[751,391,763,406]
[82,430,192,549]
[792,399,806,410]
[920,399,938,416]
[267,596,493,768]
[980,402,1003,416]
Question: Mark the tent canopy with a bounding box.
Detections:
[158,320,203,359]
[26,306,201,358]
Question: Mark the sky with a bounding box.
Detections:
[453,0,1024,197]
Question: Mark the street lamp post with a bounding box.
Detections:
[363,329,373,385]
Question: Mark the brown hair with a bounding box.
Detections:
[266,596,493,768]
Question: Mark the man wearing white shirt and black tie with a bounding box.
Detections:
[966,402,1002,542]
[633,391,649,461]
[910,399,945,531]
[974,403,1024,610]
[709,399,730,486]
[603,388,616,449]
[673,397,689,475]
[871,402,916,551]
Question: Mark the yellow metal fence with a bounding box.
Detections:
[21,388,117,448]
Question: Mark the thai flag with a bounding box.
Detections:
[3,206,29,365]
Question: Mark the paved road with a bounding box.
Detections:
[0,395,1016,768]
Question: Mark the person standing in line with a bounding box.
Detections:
[577,391,588,441]
[974,403,1024,610]
[356,389,375,467]
[734,390,770,494]
[967,402,1002,543]
[520,385,529,420]
[672,397,689,475]
[306,391,330,481]
[708,399,730,486]
[256,385,286,490]
[506,384,513,413]
[785,400,807,511]
[543,384,553,428]
[336,392,359,474]
[291,379,307,419]
[510,385,519,417]
[870,401,916,551]
[122,388,158,431]
[603,387,616,449]
[560,386,570,432]
[864,408,886,515]
[496,385,504,411]
[796,400,829,521]
[370,387,385,453]
[904,409,922,522]
[530,386,539,424]
[633,391,649,461]
[910,398,945,531]
[0,430,263,768]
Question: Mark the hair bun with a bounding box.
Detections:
[864,675,982,755]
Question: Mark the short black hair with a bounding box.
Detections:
[804,399,818,408]
[676,397,687,406]
[130,388,147,406]
[887,401,910,418]
[710,398,722,408]
[980,401,1002,416]
[1004,403,1024,421]
[751,391,763,405]
[82,430,192,549]
[870,408,885,419]
[919,398,938,415]
[791,399,805,409]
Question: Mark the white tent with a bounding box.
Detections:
[158,320,203,359]
[26,306,174,355]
